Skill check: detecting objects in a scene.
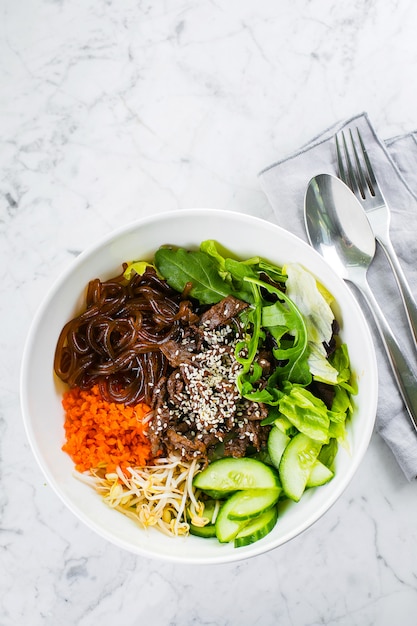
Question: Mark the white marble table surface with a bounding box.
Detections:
[2,1,417,624]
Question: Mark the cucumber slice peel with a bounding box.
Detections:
[306,460,334,487]
[193,457,280,494]
[267,427,290,469]
[196,489,235,500]
[279,433,322,502]
[227,488,281,520]
[215,487,281,542]
[215,496,249,543]
[234,506,278,548]
[189,522,217,538]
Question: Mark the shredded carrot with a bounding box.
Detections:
[62,385,153,473]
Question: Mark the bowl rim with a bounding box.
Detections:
[20,208,379,564]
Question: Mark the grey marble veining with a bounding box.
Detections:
[1,1,417,624]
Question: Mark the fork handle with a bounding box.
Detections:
[353,273,417,433]
[376,233,417,351]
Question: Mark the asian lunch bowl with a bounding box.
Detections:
[20,208,378,564]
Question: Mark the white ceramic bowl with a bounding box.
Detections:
[21,209,378,564]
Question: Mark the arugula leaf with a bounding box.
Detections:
[235,282,275,402]
[199,239,229,271]
[257,259,287,284]
[200,240,259,302]
[235,283,263,368]
[154,247,233,304]
[261,302,294,328]
[223,259,257,302]
[246,276,311,385]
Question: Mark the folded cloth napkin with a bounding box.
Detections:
[259,111,417,481]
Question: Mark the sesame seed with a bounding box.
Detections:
[157,324,244,437]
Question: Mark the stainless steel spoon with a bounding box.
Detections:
[305,173,417,433]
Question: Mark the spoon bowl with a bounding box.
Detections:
[305,173,375,281]
[305,173,417,433]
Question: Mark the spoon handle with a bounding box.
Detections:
[353,275,417,433]
[376,233,417,352]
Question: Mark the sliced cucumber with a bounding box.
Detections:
[267,427,290,470]
[196,489,234,500]
[193,457,280,495]
[234,506,278,548]
[273,416,294,435]
[189,522,217,538]
[306,460,334,488]
[215,496,249,543]
[279,433,322,502]
[227,488,281,520]
[202,499,218,520]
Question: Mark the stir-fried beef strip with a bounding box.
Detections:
[148,295,271,464]
[198,295,249,329]
[159,340,195,367]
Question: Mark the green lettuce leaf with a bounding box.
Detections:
[330,344,357,394]
[278,386,331,444]
[284,263,334,346]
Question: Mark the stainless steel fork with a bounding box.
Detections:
[336,128,417,351]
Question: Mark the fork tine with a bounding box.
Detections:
[335,129,377,200]
[335,134,347,184]
[348,129,367,199]
[356,128,376,196]
[339,130,361,197]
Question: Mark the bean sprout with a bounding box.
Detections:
[79,455,207,537]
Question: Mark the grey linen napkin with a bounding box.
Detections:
[259,112,417,481]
